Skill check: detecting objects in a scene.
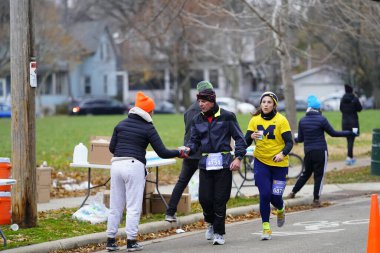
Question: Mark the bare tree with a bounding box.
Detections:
[33,0,83,115]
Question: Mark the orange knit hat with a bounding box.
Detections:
[135,91,155,113]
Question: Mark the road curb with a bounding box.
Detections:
[4,189,377,253]
[1,195,317,253]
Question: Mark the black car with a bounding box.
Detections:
[70,98,127,115]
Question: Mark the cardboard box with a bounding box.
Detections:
[103,190,111,208]
[142,193,152,215]
[37,167,52,186]
[36,166,52,203]
[37,185,50,203]
[145,172,156,194]
[150,193,191,214]
[88,136,113,165]
[103,190,152,215]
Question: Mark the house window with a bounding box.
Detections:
[55,72,67,95]
[103,75,108,94]
[41,74,53,95]
[129,70,165,90]
[84,76,91,95]
[189,69,204,89]
[0,79,4,97]
[209,69,219,88]
[100,44,104,60]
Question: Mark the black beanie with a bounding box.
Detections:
[197,89,216,103]
[345,84,353,93]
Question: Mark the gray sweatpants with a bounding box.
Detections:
[106,158,146,240]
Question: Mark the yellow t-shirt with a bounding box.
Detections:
[247,113,291,167]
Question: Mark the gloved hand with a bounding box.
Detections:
[178,150,189,159]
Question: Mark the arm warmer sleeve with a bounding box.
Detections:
[281,131,293,156]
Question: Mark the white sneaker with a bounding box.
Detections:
[261,229,272,240]
[205,224,214,240]
[213,233,225,245]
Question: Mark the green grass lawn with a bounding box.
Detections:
[0,110,379,171]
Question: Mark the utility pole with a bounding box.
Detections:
[10,0,37,227]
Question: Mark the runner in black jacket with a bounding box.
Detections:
[340,84,362,165]
[289,95,356,206]
[185,81,247,246]
[165,99,201,222]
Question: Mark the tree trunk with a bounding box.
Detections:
[10,0,37,227]
[273,0,297,132]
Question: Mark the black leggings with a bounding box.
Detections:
[346,135,356,158]
[292,150,327,200]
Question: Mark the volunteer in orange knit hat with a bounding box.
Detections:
[135,91,155,113]
[106,91,187,251]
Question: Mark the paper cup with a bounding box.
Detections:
[352,128,358,134]
[178,146,189,154]
[257,130,264,140]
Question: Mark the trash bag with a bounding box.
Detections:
[188,170,199,201]
[72,192,109,224]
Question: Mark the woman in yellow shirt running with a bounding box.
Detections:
[245,91,293,240]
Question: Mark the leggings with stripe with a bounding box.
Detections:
[254,158,288,224]
[292,150,328,200]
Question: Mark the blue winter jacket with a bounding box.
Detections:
[296,110,352,154]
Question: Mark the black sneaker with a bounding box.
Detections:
[106,237,119,251]
[127,239,143,252]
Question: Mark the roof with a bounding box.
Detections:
[68,21,108,53]
[292,65,344,81]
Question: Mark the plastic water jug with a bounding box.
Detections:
[73,143,88,164]
[0,157,12,191]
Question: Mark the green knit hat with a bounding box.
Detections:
[196,81,214,92]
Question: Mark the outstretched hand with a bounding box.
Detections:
[178,150,189,159]
[177,146,190,159]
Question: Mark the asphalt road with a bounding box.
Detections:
[98,195,372,253]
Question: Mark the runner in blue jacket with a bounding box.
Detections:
[289,95,356,207]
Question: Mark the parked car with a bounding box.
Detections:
[277,99,308,112]
[70,98,127,115]
[154,101,177,114]
[363,96,374,109]
[321,93,343,111]
[0,103,11,118]
[216,97,255,114]
[247,91,263,108]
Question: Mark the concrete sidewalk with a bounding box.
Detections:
[6,156,377,253]
[38,156,372,212]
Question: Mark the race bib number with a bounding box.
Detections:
[206,153,223,171]
[272,180,286,195]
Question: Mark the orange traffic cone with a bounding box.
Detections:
[367,194,380,253]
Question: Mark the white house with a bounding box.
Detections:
[292,65,346,100]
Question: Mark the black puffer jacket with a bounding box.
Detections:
[184,101,201,160]
[109,107,179,165]
[296,110,353,154]
[340,93,362,132]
